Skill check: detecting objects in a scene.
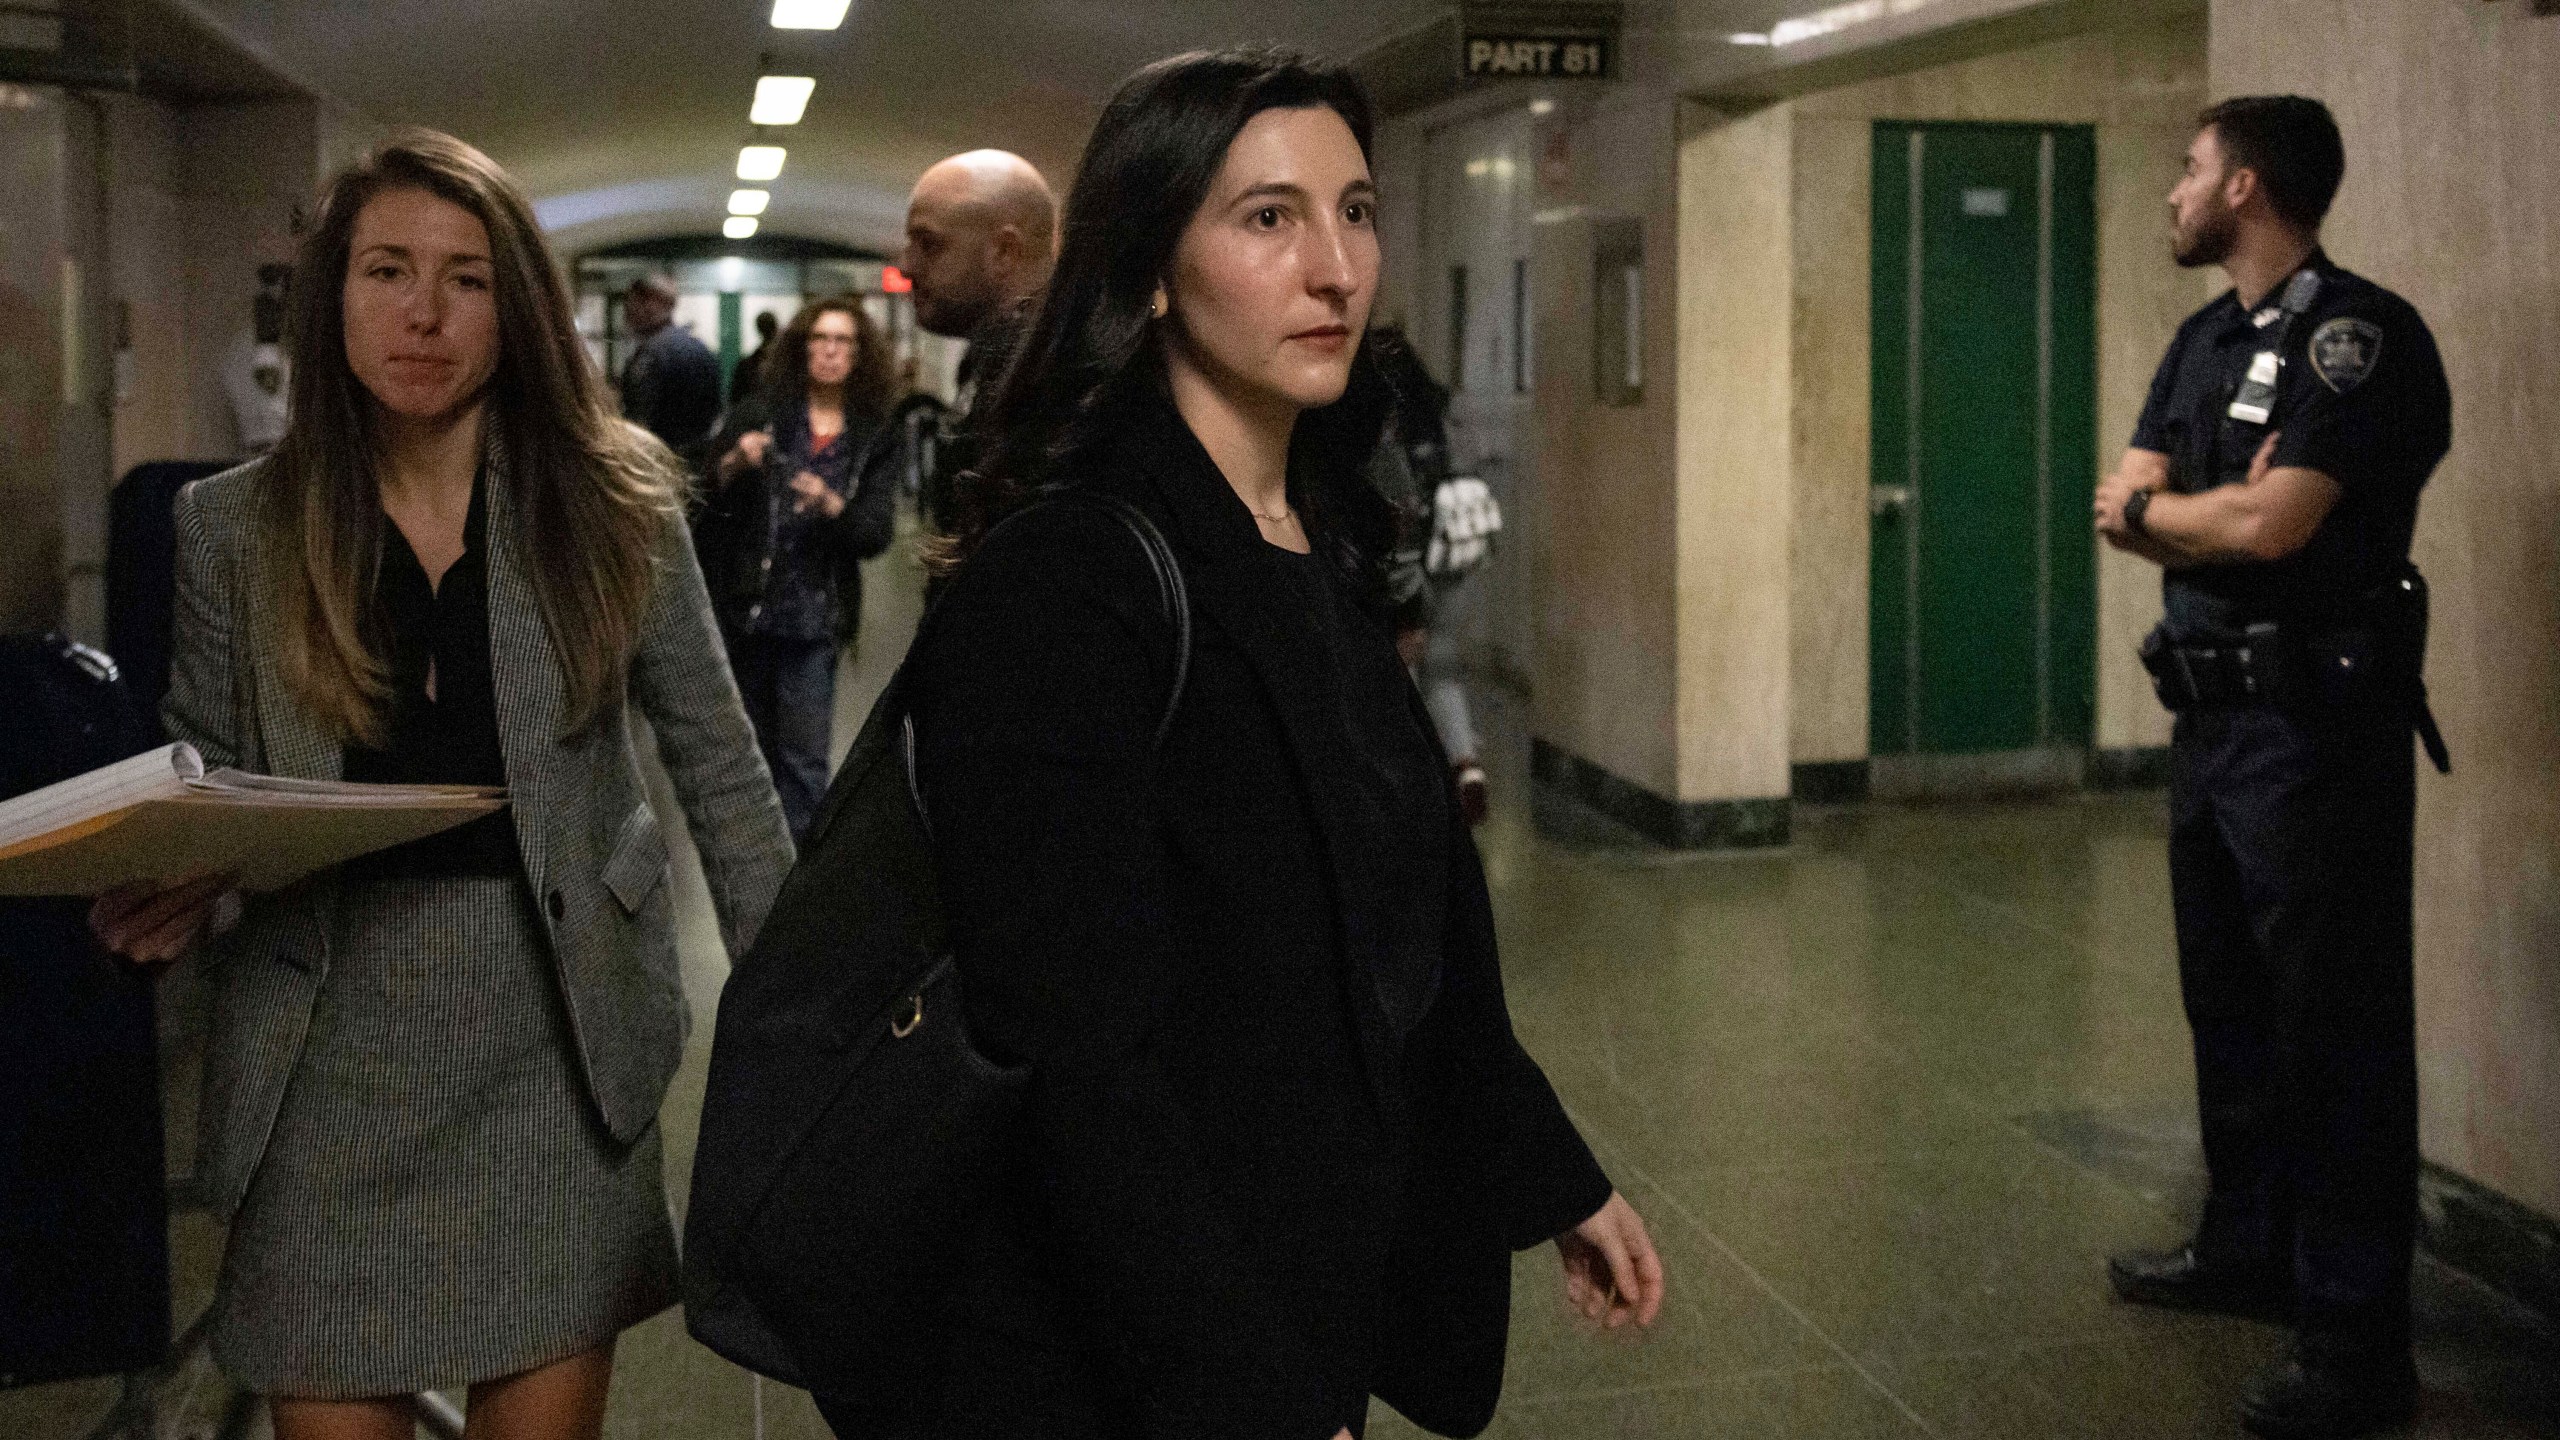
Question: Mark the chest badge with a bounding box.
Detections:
[2308,317,2384,393]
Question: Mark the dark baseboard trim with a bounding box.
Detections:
[2421,1162,2560,1324]
[1531,739,1791,849]
[2088,746,2172,790]
[1791,760,1872,805]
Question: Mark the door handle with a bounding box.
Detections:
[1870,485,1913,519]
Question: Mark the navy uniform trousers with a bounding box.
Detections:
[2169,698,2417,1355]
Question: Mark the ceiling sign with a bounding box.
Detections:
[1462,32,1612,80]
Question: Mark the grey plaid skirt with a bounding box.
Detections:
[209,874,678,1397]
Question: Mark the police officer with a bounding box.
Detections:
[2094,96,2451,1439]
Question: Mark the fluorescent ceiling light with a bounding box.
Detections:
[751,75,815,126]
[1729,0,1949,48]
[724,217,760,240]
[770,0,850,28]
[737,145,786,181]
[728,189,770,216]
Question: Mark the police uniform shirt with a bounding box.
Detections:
[2131,250,2451,640]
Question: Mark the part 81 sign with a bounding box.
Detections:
[1463,33,1611,79]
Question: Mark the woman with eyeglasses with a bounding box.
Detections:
[700,296,899,840]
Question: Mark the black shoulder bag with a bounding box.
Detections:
[682,492,1189,1399]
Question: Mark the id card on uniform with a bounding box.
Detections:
[2228,349,2281,424]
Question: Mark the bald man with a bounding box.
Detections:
[902,149,1056,530]
[902,149,1056,340]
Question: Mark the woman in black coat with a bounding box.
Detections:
[877,48,1664,1440]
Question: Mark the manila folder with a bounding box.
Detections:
[0,743,506,896]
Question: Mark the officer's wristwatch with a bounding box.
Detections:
[2123,487,2153,537]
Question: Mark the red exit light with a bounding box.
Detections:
[880,265,912,294]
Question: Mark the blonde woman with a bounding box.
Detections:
[89,130,792,1439]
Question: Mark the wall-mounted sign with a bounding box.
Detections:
[1463,32,1611,80]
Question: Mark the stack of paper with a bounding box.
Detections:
[0,743,507,896]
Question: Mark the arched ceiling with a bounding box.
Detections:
[182,0,1457,256]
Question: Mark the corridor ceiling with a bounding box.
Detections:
[185,0,1800,257]
[179,0,1450,255]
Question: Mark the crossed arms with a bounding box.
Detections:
[2093,435,2341,569]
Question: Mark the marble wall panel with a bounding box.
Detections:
[1675,101,1796,803]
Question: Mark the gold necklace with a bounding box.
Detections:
[1248,502,1295,524]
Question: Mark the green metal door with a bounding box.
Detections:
[1870,122,2096,757]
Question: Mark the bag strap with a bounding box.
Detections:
[1068,491,1192,749]
[897,491,1193,820]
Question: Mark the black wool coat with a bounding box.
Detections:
[899,397,1611,1440]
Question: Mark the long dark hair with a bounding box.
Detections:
[933,46,1396,575]
[269,128,680,744]
[761,294,894,424]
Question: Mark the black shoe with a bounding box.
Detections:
[2239,1346,2417,1438]
[2107,1245,2290,1319]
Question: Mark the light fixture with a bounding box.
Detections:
[1727,0,1950,48]
[769,0,851,29]
[1528,97,1556,117]
[728,188,770,216]
[724,217,759,240]
[737,145,786,181]
[751,75,815,125]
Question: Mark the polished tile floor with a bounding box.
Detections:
[10,535,2557,1439]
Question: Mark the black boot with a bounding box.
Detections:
[2107,1245,2290,1319]
[2239,1344,2417,1438]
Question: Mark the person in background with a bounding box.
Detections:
[728,307,783,405]
[617,271,721,459]
[698,297,898,841]
[87,129,791,1440]
[865,47,1662,1438]
[1366,324,1489,825]
[899,148,1057,530]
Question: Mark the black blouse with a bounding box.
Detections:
[343,472,519,878]
[1266,543,1449,1034]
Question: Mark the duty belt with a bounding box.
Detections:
[2141,617,2452,773]
[2142,623,2286,709]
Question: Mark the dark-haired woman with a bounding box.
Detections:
[880,48,1663,1440]
[87,131,792,1440]
[700,297,897,841]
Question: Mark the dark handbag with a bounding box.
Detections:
[681,492,1190,1399]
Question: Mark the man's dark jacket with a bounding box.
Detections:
[621,323,723,458]
[889,395,1610,1438]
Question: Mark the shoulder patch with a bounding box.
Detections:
[2308,316,2384,393]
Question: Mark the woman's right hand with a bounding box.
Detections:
[89,871,234,971]
[1556,1190,1667,1331]
[716,428,773,485]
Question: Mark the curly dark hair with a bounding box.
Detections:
[931,45,1396,578]
[762,294,894,423]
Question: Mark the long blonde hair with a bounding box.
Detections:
[267,128,680,745]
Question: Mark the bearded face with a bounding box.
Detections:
[2168,126,2241,270]
[2174,193,2240,269]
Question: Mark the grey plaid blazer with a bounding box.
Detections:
[165,451,794,1218]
